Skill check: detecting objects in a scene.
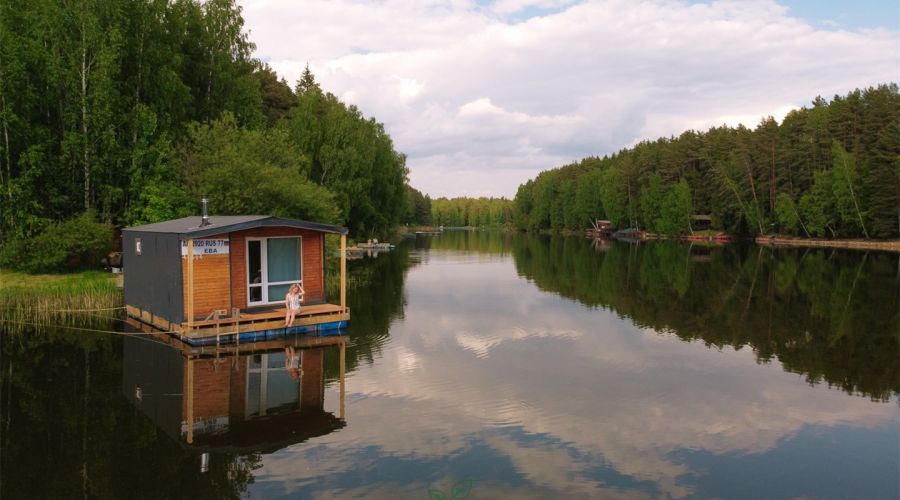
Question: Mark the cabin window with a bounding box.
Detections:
[246,236,302,305]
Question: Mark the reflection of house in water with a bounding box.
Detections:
[590,237,612,251]
[690,244,713,262]
[122,327,347,452]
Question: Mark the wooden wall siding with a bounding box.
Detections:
[302,232,325,303]
[181,252,231,321]
[230,227,325,309]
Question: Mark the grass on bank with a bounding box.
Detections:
[0,269,123,326]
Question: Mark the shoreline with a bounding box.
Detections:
[754,236,900,252]
[584,230,900,252]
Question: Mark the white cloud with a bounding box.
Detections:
[240,0,898,197]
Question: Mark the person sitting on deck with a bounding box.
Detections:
[283,282,305,327]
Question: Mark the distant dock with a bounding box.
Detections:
[755,236,900,252]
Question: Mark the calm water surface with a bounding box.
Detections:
[2,232,898,499]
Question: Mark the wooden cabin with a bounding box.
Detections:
[122,215,350,345]
[587,219,613,237]
[691,214,712,231]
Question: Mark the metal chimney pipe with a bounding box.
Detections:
[200,198,210,227]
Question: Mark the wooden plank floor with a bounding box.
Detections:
[188,304,345,327]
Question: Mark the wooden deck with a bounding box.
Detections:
[125,317,348,358]
[126,303,350,342]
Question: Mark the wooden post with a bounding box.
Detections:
[340,234,347,312]
[186,239,194,329]
[186,357,194,444]
[339,340,346,421]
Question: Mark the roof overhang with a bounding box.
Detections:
[123,216,349,238]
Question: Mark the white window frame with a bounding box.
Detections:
[245,353,302,417]
[246,236,303,306]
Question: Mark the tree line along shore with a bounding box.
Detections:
[511,85,899,241]
[401,85,899,252]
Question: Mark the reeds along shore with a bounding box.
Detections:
[754,236,900,252]
[0,271,123,332]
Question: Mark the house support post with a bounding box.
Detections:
[340,234,347,313]
[186,239,194,330]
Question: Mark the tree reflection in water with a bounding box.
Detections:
[507,236,898,400]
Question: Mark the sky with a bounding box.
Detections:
[238,0,899,199]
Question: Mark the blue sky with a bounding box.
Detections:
[758,0,899,30]
[241,0,899,198]
[484,0,900,30]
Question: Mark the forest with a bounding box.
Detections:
[0,0,426,269]
[513,85,899,239]
[430,197,513,227]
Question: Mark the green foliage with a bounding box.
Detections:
[775,192,800,234]
[0,0,439,250]
[513,180,535,229]
[657,179,693,236]
[125,183,193,226]
[573,168,603,228]
[405,186,432,225]
[0,211,113,273]
[431,197,513,227]
[254,63,295,126]
[283,68,409,237]
[122,105,192,225]
[799,170,835,237]
[599,167,628,228]
[0,0,265,233]
[830,140,868,237]
[512,85,900,238]
[863,117,900,238]
[640,172,665,232]
[180,114,340,223]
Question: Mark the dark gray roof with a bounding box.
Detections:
[123,216,349,238]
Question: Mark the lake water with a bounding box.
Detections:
[2,232,898,499]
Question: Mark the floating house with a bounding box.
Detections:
[122,210,350,345]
